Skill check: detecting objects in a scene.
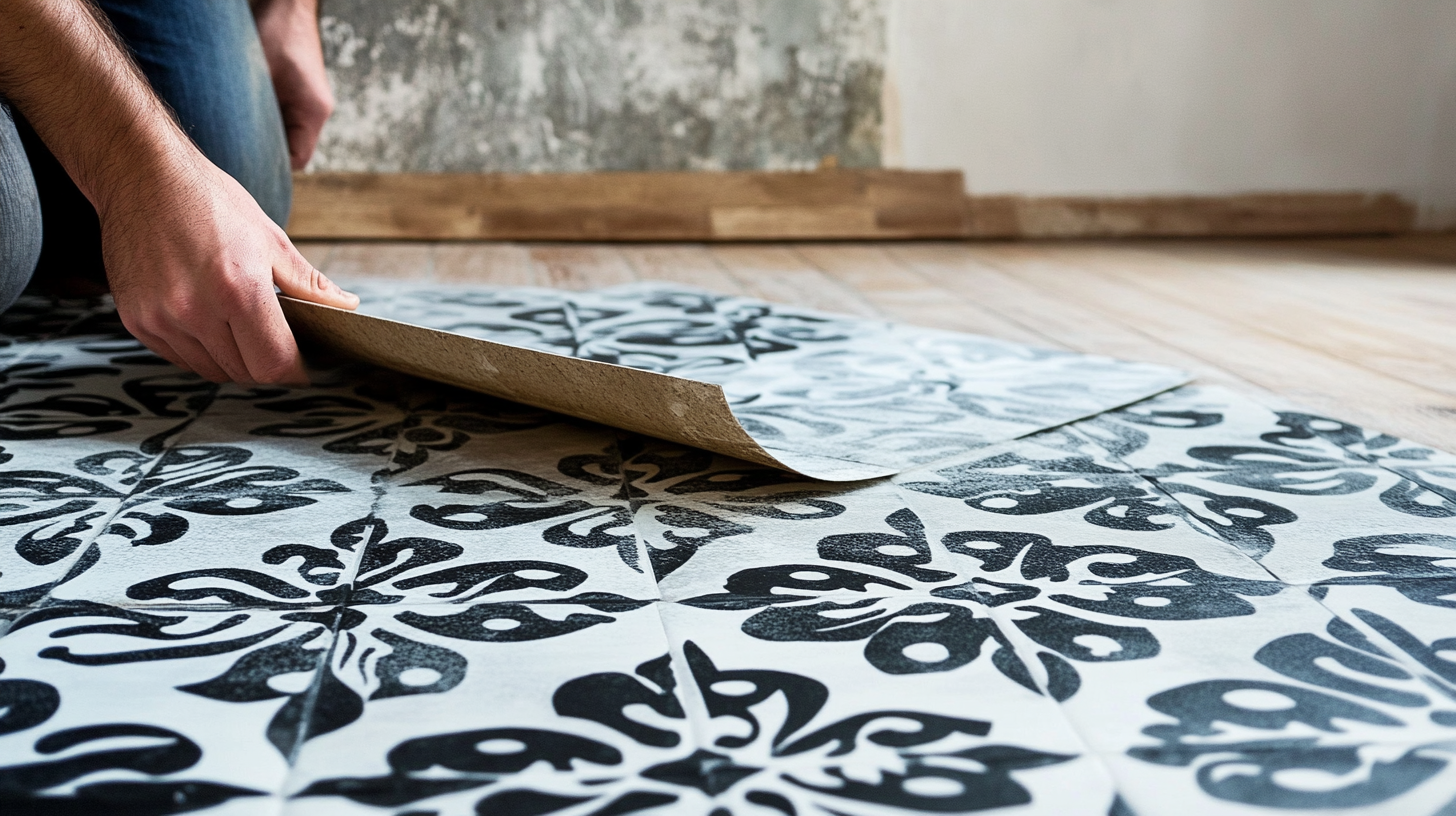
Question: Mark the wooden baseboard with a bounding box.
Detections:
[287,170,966,241]
[287,171,1416,241]
[965,192,1415,239]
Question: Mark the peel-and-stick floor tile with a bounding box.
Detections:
[3,291,1456,815]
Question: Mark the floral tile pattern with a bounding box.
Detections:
[347,281,1190,475]
[0,290,1454,815]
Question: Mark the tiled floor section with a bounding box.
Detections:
[1,293,1455,816]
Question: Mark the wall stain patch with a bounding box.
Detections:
[313,0,886,173]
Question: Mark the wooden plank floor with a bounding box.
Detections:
[294,235,1456,452]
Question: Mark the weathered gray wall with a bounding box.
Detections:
[312,0,885,173]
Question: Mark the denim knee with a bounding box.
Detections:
[0,108,41,313]
[99,0,293,226]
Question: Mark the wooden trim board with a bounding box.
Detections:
[287,171,1417,241]
[287,170,967,241]
[965,192,1415,239]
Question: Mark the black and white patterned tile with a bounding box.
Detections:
[0,604,318,814]
[1075,387,1456,586]
[1,289,1454,815]
[347,281,1191,475]
[1106,586,1456,815]
[0,417,182,608]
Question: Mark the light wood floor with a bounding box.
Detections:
[293,235,1456,452]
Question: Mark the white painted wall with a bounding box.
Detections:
[887,0,1456,226]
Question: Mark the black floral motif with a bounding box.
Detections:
[1268,412,1456,513]
[241,384,560,478]
[681,509,1036,687]
[1132,611,1456,809]
[1310,533,1456,608]
[4,290,1455,816]
[686,510,1281,700]
[0,333,217,424]
[0,657,267,814]
[900,450,1200,533]
[405,460,647,570]
[937,529,1281,700]
[117,510,640,612]
[1087,402,1456,556]
[297,641,1073,814]
[0,442,353,606]
[902,430,1310,561]
[6,588,644,765]
[405,438,850,578]
[6,499,655,762]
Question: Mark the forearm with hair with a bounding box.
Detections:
[0,0,202,218]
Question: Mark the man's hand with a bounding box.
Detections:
[1,0,357,385]
[101,157,357,385]
[253,0,333,170]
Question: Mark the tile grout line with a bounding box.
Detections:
[615,434,664,603]
[981,417,1299,804]
[273,402,414,803]
[885,476,1132,812]
[617,431,714,768]
[1065,423,1288,588]
[279,607,350,777]
[1054,408,1456,799]
[32,410,213,611]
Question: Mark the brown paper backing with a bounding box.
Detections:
[280,298,895,482]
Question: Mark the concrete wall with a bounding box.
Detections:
[886,0,1456,226]
[311,0,1456,226]
[311,0,885,173]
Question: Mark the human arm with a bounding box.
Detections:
[0,0,357,384]
[252,0,333,171]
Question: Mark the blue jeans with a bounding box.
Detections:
[0,0,291,311]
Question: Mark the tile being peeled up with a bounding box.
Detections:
[281,282,1189,481]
